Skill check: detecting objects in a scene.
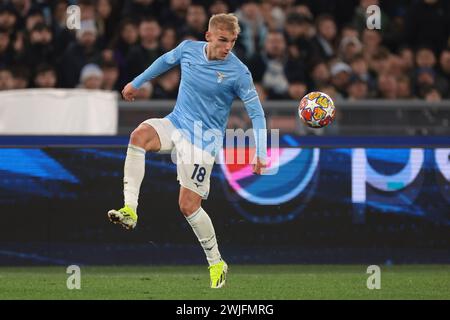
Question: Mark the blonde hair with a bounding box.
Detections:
[208,13,241,35]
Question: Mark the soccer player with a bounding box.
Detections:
[108,13,267,289]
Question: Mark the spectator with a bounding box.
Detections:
[349,54,375,93]
[362,29,382,61]
[398,46,415,75]
[22,23,55,70]
[121,0,162,22]
[234,0,267,61]
[415,47,437,69]
[74,0,107,49]
[50,0,68,33]
[101,60,119,91]
[249,30,306,99]
[59,20,102,88]
[287,82,307,100]
[96,0,120,46]
[160,27,178,53]
[126,17,162,79]
[33,64,58,88]
[78,63,104,90]
[7,0,34,30]
[388,54,405,78]
[310,61,331,90]
[260,0,286,31]
[0,27,13,67]
[78,0,96,21]
[159,0,191,34]
[414,67,437,98]
[369,47,390,76]
[415,47,448,95]
[338,35,362,63]
[0,6,18,33]
[340,24,359,39]
[180,4,207,41]
[51,0,75,58]
[109,18,138,88]
[24,8,45,33]
[377,72,398,99]
[438,48,450,97]
[0,67,14,90]
[306,0,356,27]
[152,68,180,99]
[11,65,29,89]
[311,14,338,61]
[0,0,447,103]
[423,86,442,102]
[10,28,24,60]
[208,0,229,16]
[288,4,313,22]
[405,0,450,53]
[438,48,450,78]
[397,75,414,99]
[347,74,369,100]
[284,13,314,64]
[330,61,352,98]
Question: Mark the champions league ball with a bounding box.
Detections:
[298,91,336,128]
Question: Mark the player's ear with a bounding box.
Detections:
[205,31,211,42]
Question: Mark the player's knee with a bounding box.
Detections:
[130,126,148,148]
[130,125,161,152]
[179,200,200,217]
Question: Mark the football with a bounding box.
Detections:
[298,91,336,128]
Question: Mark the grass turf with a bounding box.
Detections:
[0,265,449,300]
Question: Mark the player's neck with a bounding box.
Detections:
[205,44,219,61]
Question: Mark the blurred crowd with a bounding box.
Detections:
[0,0,450,102]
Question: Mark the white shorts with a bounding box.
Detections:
[143,118,214,200]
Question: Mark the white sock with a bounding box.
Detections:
[123,144,146,212]
[186,207,222,266]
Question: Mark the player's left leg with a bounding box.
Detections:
[179,187,228,288]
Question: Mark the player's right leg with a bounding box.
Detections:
[108,119,173,230]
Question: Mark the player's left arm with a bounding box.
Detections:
[235,71,268,175]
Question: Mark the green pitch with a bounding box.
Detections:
[0,265,449,300]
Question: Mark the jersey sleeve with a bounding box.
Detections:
[234,71,268,161]
[131,40,190,89]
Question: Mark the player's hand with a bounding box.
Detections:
[122,82,138,101]
[252,157,267,175]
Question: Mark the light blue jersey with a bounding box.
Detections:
[132,40,267,160]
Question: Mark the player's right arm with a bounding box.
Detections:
[122,40,190,101]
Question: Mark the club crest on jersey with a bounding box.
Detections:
[216,71,226,83]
